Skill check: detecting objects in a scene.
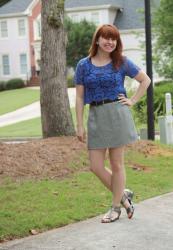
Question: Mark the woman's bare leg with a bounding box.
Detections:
[89,149,112,191]
[89,147,132,220]
[109,146,126,207]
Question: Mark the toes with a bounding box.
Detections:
[101,216,111,223]
[101,218,111,223]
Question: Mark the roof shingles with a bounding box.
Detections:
[65,0,145,30]
[0,0,33,15]
[0,0,159,30]
[65,0,123,8]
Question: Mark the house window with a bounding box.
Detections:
[34,17,41,40]
[2,55,10,75]
[18,19,26,36]
[37,19,41,38]
[0,21,8,38]
[20,54,27,74]
[91,12,99,25]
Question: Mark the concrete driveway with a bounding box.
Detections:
[0,88,76,128]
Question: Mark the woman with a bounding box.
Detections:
[74,24,150,223]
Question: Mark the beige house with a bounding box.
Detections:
[0,0,159,84]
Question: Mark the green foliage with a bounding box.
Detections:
[47,0,65,28]
[153,0,173,79]
[0,0,11,7]
[5,78,25,90]
[0,81,6,91]
[0,79,25,92]
[67,75,74,88]
[133,81,173,123]
[65,18,96,68]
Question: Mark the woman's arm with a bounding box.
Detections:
[76,85,86,142]
[118,70,151,106]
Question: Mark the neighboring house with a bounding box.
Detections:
[65,0,147,73]
[0,0,41,84]
[0,0,159,84]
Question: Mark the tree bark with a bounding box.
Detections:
[40,0,75,137]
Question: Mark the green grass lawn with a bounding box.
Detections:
[0,117,42,138]
[0,87,157,138]
[0,88,40,115]
[0,142,173,241]
[0,105,158,138]
[0,107,89,138]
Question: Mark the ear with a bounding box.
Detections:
[96,41,99,45]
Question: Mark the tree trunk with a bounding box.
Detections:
[40,0,75,138]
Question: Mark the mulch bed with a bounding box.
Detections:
[0,137,172,181]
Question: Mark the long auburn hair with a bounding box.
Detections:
[89,24,124,69]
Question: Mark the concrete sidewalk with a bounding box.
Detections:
[0,192,173,250]
[0,88,76,127]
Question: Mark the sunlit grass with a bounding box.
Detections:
[0,142,173,241]
[0,88,40,115]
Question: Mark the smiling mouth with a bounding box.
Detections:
[105,45,114,49]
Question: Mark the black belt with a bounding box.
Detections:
[90,99,119,106]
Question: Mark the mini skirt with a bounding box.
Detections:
[87,102,138,149]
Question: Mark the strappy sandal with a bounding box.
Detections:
[121,189,134,219]
[101,206,121,223]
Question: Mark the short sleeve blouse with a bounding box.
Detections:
[74,56,140,105]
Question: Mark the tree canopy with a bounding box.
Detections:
[0,0,11,7]
[153,0,173,79]
[65,18,96,68]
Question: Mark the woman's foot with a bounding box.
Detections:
[101,206,121,223]
[121,189,134,219]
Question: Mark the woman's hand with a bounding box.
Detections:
[76,126,86,143]
[118,94,135,107]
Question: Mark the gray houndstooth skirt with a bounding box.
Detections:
[87,102,138,149]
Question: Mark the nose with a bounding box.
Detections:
[108,38,113,42]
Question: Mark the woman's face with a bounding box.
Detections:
[97,36,117,53]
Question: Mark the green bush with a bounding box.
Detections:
[0,81,6,91]
[133,81,173,123]
[5,78,25,90]
[67,75,75,88]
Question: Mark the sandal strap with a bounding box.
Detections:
[121,193,128,205]
[111,206,121,215]
[126,204,134,215]
[102,206,121,222]
[121,189,134,205]
[120,190,135,218]
[125,189,134,201]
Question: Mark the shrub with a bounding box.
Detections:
[67,75,75,88]
[0,81,6,91]
[5,78,25,90]
[65,18,96,68]
[133,81,173,123]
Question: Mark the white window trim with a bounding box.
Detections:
[19,53,28,76]
[1,54,11,77]
[0,20,8,39]
[70,13,79,22]
[90,11,100,25]
[17,18,26,38]
[34,15,41,40]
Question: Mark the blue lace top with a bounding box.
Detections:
[74,56,140,105]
